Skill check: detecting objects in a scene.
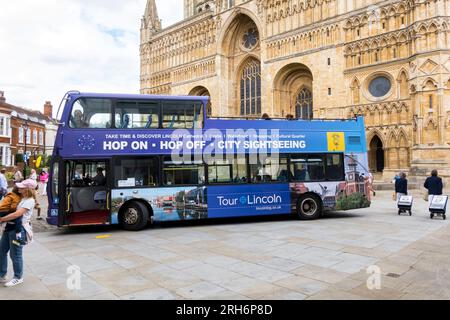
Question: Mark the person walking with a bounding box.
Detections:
[29,169,37,181]
[424,169,443,202]
[0,179,36,287]
[395,172,408,200]
[0,169,7,201]
[13,167,23,184]
[39,170,49,196]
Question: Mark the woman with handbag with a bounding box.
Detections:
[0,179,36,287]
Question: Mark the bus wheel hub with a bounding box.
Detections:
[124,208,139,225]
[302,199,316,215]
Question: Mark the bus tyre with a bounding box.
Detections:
[120,201,149,231]
[296,194,322,220]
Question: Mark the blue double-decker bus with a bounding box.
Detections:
[47,92,372,231]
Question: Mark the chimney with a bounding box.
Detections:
[44,101,53,118]
[0,91,5,103]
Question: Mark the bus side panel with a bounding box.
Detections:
[111,184,292,223]
[207,184,291,218]
[111,187,208,223]
[291,152,371,212]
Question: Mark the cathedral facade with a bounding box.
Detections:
[140,0,450,181]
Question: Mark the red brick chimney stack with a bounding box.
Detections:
[44,101,53,117]
[0,91,5,103]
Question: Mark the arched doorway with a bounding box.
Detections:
[369,135,385,173]
[273,63,313,118]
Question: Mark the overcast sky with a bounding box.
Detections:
[0,0,183,115]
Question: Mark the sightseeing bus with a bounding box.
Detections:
[46,91,372,231]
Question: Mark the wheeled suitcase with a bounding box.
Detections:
[397,195,413,216]
[429,195,448,220]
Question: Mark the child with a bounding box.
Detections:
[0,187,23,245]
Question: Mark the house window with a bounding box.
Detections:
[240,59,261,116]
[26,129,31,144]
[0,116,9,136]
[6,118,10,136]
[19,127,24,143]
[0,145,11,166]
[295,88,313,120]
[33,129,38,145]
[39,131,44,145]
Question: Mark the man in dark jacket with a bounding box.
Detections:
[424,169,443,196]
[395,172,408,199]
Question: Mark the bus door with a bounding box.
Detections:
[62,159,111,226]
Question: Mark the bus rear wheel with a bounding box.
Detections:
[296,194,322,220]
[120,201,149,231]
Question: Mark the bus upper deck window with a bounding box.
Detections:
[70,99,112,129]
[115,101,159,129]
[162,102,203,129]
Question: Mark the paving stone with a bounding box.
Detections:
[215,276,284,299]
[64,254,116,273]
[202,255,242,267]
[110,255,157,269]
[183,263,242,283]
[228,261,292,283]
[256,257,305,272]
[176,281,227,299]
[257,287,307,300]
[120,287,176,300]
[88,267,156,296]
[349,283,404,300]
[291,265,350,284]
[275,276,329,295]
[46,274,108,299]
[134,264,202,291]
[307,287,366,300]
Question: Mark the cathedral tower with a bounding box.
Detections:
[140,0,161,43]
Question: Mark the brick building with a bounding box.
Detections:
[0,92,55,169]
[0,91,12,167]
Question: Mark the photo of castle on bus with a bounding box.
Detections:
[111,186,208,222]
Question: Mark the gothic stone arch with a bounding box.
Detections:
[273,63,313,118]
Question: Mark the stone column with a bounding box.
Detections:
[438,87,445,145]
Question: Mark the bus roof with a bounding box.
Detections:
[67,92,208,101]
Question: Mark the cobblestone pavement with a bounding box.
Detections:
[1,189,450,300]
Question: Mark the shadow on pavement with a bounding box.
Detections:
[50,210,365,236]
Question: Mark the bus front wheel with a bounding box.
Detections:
[296,194,322,220]
[120,201,149,231]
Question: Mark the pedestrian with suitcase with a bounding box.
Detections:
[395,172,412,215]
[424,170,446,219]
